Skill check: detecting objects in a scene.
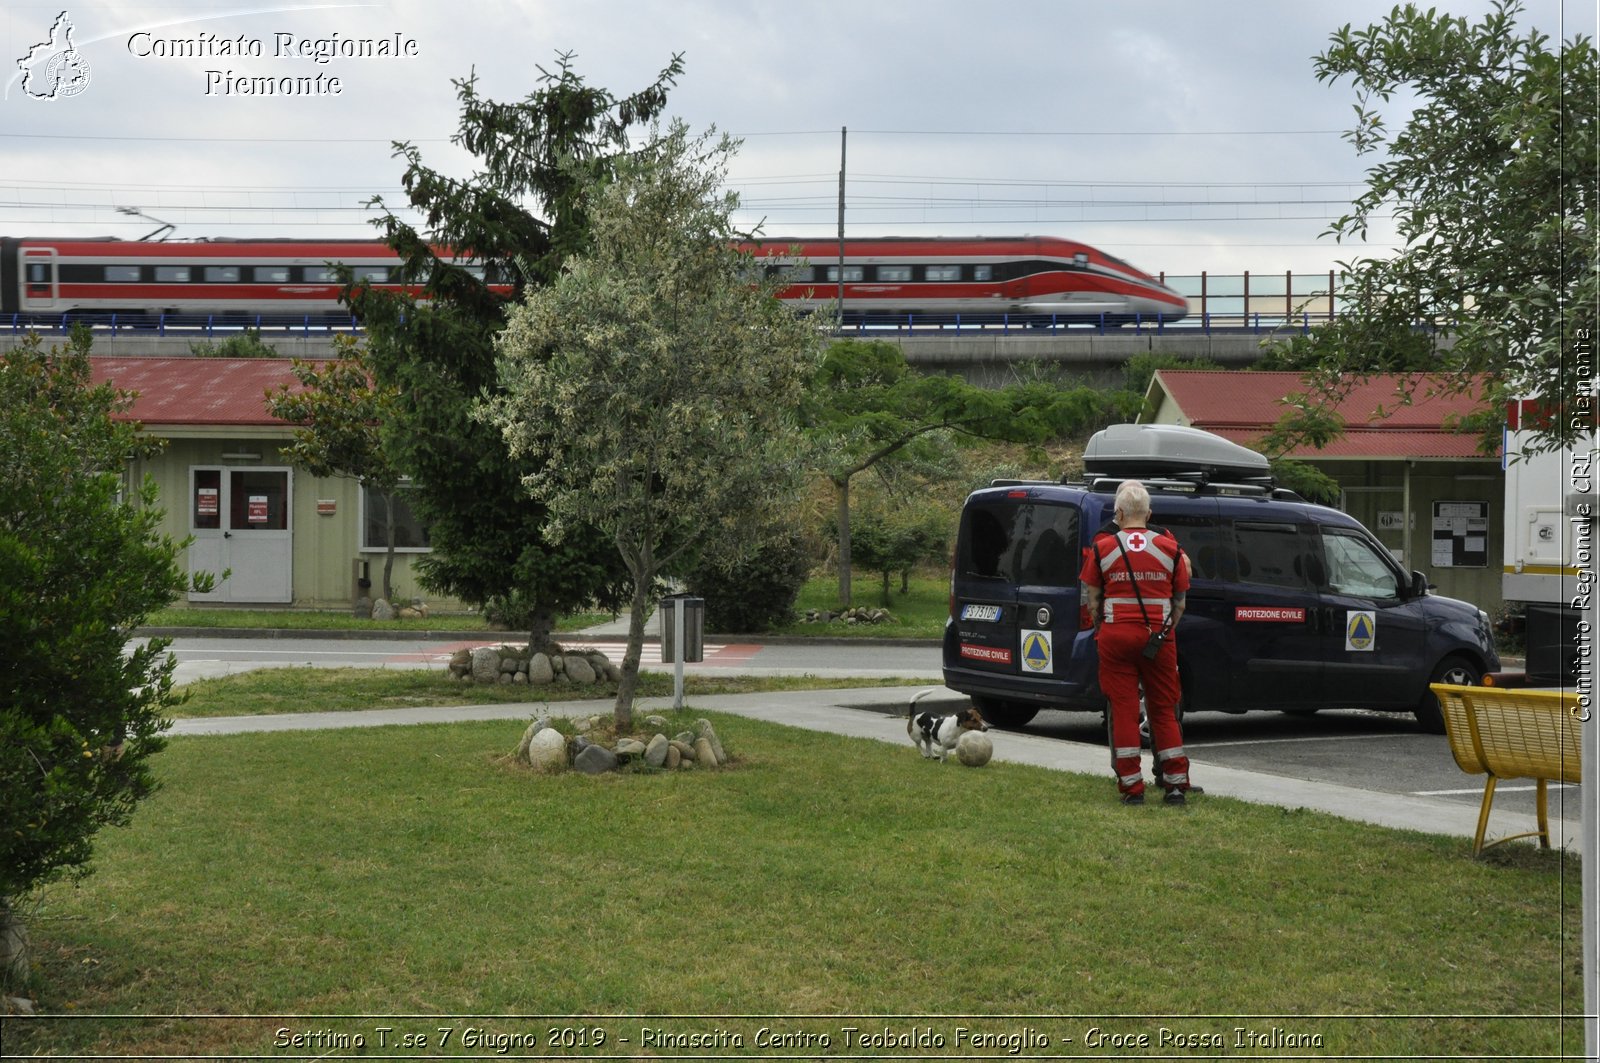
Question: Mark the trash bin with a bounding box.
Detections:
[659,594,705,663]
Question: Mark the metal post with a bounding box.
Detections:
[837,126,847,332]
[672,598,686,712]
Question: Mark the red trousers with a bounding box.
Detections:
[1097,622,1191,797]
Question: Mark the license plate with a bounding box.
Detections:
[960,603,1002,622]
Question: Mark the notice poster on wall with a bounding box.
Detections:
[1430,500,1489,568]
[196,487,219,517]
[247,495,270,524]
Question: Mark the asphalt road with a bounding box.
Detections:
[149,633,1574,828]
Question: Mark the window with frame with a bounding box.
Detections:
[361,483,431,551]
[105,266,142,282]
[972,265,993,281]
[925,265,961,282]
[304,266,340,283]
[1231,521,1313,589]
[1321,529,1400,600]
[824,265,865,283]
[203,266,241,283]
[254,266,291,283]
[154,266,191,283]
[352,266,390,283]
[876,265,913,282]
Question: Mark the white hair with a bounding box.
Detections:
[1114,480,1151,521]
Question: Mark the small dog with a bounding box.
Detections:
[907,690,989,761]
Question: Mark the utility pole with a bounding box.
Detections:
[836,126,846,333]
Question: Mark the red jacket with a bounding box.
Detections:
[1079,525,1189,626]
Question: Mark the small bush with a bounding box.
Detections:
[686,527,813,633]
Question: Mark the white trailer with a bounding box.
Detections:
[1501,400,1597,683]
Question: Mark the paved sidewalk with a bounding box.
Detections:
[167,684,1580,852]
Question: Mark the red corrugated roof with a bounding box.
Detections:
[90,356,317,427]
[1153,370,1497,460]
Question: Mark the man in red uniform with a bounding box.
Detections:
[1079,480,1201,806]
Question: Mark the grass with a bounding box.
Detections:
[6,714,1586,1059]
[143,606,613,633]
[778,572,949,639]
[168,666,919,717]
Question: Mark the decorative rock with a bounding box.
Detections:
[566,655,597,685]
[371,598,396,621]
[644,715,669,730]
[512,671,527,684]
[448,648,472,678]
[471,647,501,683]
[696,719,726,764]
[616,738,647,759]
[666,745,682,769]
[572,736,592,754]
[674,731,695,746]
[669,740,696,762]
[525,728,568,773]
[644,733,669,768]
[956,730,994,767]
[527,653,554,685]
[352,596,374,619]
[550,654,567,675]
[499,654,520,674]
[497,672,512,685]
[574,744,619,775]
[693,736,719,767]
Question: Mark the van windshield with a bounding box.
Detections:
[959,501,1079,585]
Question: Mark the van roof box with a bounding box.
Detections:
[1081,424,1272,484]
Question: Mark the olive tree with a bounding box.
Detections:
[477,122,825,727]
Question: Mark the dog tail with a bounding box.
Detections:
[907,687,940,734]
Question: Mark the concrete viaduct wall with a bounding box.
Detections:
[3,328,1273,384]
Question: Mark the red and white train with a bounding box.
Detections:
[0,234,1187,322]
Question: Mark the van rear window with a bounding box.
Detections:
[959,502,1079,584]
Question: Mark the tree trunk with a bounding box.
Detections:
[834,475,852,607]
[0,899,28,989]
[381,490,397,602]
[527,606,558,656]
[612,577,652,732]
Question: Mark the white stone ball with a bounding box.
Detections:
[955,730,993,767]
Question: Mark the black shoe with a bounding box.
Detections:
[1163,786,1204,806]
[1121,791,1146,806]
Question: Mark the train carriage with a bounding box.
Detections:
[1,234,1187,323]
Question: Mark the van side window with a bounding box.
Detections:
[1158,513,1221,579]
[1232,521,1313,589]
[959,502,1078,584]
[1321,529,1400,600]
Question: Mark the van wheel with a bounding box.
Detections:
[971,697,1039,730]
[1416,655,1482,734]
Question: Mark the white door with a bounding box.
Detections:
[187,467,293,603]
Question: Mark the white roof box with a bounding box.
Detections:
[1083,423,1272,482]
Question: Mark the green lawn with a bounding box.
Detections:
[167,666,918,717]
[7,710,1583,1059]
[142,606,612,633]
[777,572,949,639]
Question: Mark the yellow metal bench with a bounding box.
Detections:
[1430,683,1583,856]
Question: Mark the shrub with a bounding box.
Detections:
[686,527,814,633]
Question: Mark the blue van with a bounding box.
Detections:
[942,424,1499,733]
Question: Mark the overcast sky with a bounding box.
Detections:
[3,0,1592,280]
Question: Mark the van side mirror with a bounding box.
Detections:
[1410,570,1430,597]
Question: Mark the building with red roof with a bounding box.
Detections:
[93,356,435,608]
[1144,369,1503,611]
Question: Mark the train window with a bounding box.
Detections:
[104,266,141,282]
[352,266,390,283]
[972,265,993,281]
[26,263,51,283]
[304,266,340,283]
[876,266,912,282]
[204,266,241,283]
[254,266,291,283]
[154,266,191,283]
[824,266,864,283]
[925,265,961,282]
[766,264,813,283]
